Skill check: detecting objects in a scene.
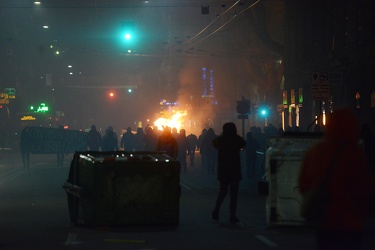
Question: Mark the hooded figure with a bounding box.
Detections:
[157,126,178,160]
[121,127,135,151]
[211,122,246,224]
[299,108,374,249]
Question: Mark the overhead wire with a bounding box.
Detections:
[182,0,241,45]
[182,0,261,48]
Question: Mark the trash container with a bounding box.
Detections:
[63,151,180,227]
[263,133,322,226]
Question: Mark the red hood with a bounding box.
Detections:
[324,108,359,144]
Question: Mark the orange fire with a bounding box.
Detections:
[153,110,187,132]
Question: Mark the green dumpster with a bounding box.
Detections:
[63,151,180,227]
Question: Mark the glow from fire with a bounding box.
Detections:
[153,110,187,131]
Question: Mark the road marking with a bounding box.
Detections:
[64,233,81,246]
[33,163,52,168]
[255,235,278,247]
[105,239,146,244]
[179,182,192,190]
[0,169,25,185]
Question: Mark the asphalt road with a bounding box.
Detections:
[0,150,374,250]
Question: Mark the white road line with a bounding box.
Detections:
[0,169,25,185]
[255,235,278,247]
[64,233,81,246]
[179,182,192,190]
[33,163,49,168]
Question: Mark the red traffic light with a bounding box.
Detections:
[107,90,116,98]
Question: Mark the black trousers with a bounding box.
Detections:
[213,179,240,218]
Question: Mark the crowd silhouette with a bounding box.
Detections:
[82,121,375,193]
[81,123,286,178]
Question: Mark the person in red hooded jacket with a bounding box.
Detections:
[299,108,374,250]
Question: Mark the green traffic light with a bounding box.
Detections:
[121,20,134,42]
[259,106,269,117]
[124,33,132,40]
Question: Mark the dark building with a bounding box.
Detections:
[283,0,375,131]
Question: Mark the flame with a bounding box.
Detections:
[153,110,187,131]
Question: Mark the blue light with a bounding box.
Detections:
[209,69,214,97]
[202,67,207,97]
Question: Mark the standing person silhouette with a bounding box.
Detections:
[176,128,189,173]
[201,128,218,175]
[299,108,374,250]
[121,127,135,151]
[212,122,246,224]
[197,128,207,169]
[102,130,118,151]
[157,126,178,160]
[56,125,65,167]
[245,132,260,179]
[143,126,158,151]
[87,125,102,151]
[104,126,118,150]
[187,133,198,167]
[20,127,31,169]
[134,127,145,151]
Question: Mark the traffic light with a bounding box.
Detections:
[107,90,116,98]
[260,108,268,117]
[121,21,134,41]
[236,97,250,115]
[258,104,269,117]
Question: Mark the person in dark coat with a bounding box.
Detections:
[105,126,118,149]
[197,128,207,169]
[212,122,246,224]
[176,128,189,173]
[121,127,135,151]
[245,132,260,179]
[187,133,198,167]
[299,108,374,250]
[56,125,65,167]
[102,130,118,151]
[20,127,31,169]
[157,126,178,160]
[360,123,375,176]
[201,128,217,175]
[143,126,158,151]
[134,127,145,151]
[87,125,102,151]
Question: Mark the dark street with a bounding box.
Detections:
[0,150,374,249]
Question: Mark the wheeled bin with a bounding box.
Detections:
[63,151,180,227]
[262,133,322,226]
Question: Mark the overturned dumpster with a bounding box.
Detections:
[63,151,180,227]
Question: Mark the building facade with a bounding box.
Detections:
[283,0,375,131]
